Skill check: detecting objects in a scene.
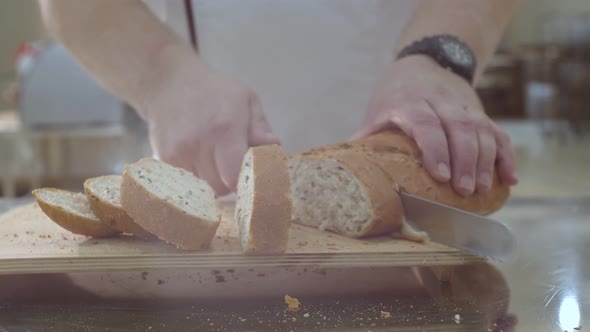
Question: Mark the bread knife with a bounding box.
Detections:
[399,191,516,261]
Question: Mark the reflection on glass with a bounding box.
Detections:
[558,294,580,330]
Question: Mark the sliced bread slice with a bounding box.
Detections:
[32,188,121,238]
[120,158,221,250]
[235,145,292,254]
[288,151,403,238]
[84,175,156,240]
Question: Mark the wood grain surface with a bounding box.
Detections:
[0,202,484,274]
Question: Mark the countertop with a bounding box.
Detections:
[0,198,586,331]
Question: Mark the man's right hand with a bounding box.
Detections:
[38,1,278,196]
[143,61,280,196]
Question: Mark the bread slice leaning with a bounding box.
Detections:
[235,145,292,254]
[120,158,221,250]
[32,188,121,238]
[84,175,156,240]
[288,150,403,238]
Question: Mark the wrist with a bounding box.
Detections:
[134,42,211,120]
[391,54,449,75]
[386,54,476,93]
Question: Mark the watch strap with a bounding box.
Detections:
[396,34,476,84]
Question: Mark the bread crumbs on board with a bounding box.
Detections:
[284,295,301,310]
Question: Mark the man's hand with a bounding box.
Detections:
[144,61,279,196]
[38,0,279,196]
[353,55,518,196]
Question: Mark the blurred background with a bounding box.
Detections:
[0,0,589,206]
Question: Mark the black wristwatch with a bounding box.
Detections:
[395,34,477,85]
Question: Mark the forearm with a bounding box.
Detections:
[38,0,204,116]
[395,0,521,80]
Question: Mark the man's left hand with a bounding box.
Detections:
[353,55,518,196]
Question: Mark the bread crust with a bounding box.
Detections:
[305,128,421,159]
[120,161,221,250]
[84,176,156,240]
[32,188,121,238]
[293,150,403,237]
[239,145,292,254]
[302,130,509,215]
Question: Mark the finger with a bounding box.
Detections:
[214,129,249,193]
[173,156,200,179]
[492,125,518,185]
[475,128,497,193]
[350,125,374,141]
[197,143,229,196]
[437,106,478,196]
[158,139,200,178]
[352,102,452,181]
[248,95,281,146]
[390,102,451,182]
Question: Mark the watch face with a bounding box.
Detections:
[439,36,475,68]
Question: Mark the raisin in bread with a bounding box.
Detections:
[120,158,220,250]
[32,188,121,238]
[235,145,292,254]
[84,175,155,240]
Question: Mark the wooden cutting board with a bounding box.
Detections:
[0,202,484,274]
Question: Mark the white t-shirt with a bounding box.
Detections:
[144,0,417,154]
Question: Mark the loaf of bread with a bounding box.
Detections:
[120,158,221,250]
[235,145,292,254]
[289,129,510,238]
[302,129,510,215]
[84,175,155,240]
[32,188,121,238]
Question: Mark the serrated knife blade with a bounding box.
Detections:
[400,191,516,261]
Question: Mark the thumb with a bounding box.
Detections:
[248,95,281,146]
[214,129,249,192]
[350,125,373,141]
[349,113,390,141]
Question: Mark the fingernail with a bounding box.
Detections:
[480,172,492,189]
[459,175,474,192]
[437,163,451,180]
